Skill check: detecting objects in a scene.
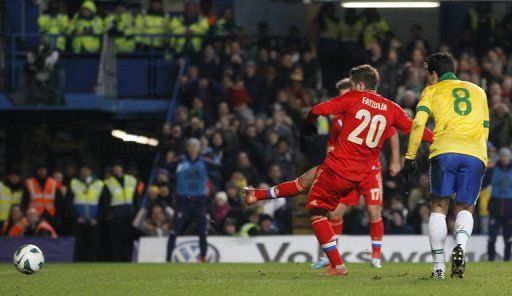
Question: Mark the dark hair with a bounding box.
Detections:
[349,64,379,90]
[336,78,351,91]
[425,52,455,77]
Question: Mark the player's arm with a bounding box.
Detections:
[306,94,350,123]
[391,101,433,145]
[404,110,430,160]
[388,129,401,177]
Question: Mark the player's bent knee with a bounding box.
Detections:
[367,205,382,221]
[327,211,343,221]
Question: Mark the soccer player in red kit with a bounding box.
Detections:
[303,65,433,276]
[242,78,401,269]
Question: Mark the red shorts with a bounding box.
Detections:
[307,165,358,211]
[339,166,383,207]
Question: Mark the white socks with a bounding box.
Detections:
[429,212,447,271]
[455,210,474,253]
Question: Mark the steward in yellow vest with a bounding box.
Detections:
[70,165,103,261]
[169,1,209,53]
[135,0,169,49]
[0,171,23,225]
[104,2,136,53]
[37,0,69,51]
[215,8,239,36]
[68,1,104,53]
[99,162,140,261]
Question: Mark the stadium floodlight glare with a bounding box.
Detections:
[111,129,159,147]
[341,1,439,8]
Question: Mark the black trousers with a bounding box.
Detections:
[488,198,512,261]
[73,221,100,262]
[488,215,512,261]
[166,196,208,262]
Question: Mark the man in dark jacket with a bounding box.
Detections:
[488,148,512,261]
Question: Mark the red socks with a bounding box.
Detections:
[328,218,343,235]
[370,220,384,259]
[254,178,306,201]
[311,217,344,268]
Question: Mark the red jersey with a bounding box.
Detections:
[326,113,397,172]
[308,90,432,182]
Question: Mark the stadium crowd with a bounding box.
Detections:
[1,1,512,261]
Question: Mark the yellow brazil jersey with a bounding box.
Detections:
[413,72,489,164]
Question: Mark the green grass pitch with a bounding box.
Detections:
[1,262,512,295]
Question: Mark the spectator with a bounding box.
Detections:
[406,24,431,55]
[409,203,430,235]
[22,163,63,230]
[360,8,389,49]
[387,210,414,234]
[259,214,277,235]
[100,161,141,261]
[37,0,68,51]
[166,138,220,262]
[239,210,260,237]
[24,207,58,238]
[9,40,63,105]
[216,8,239,36]
[135,0,169,49]
[488,148,512,261]
[70,164,104,262]
[403,48,426,96]
[213,191,231,232]
[0,205,27,237]
[232,151,260,186]
[266,138,296,181]
[378,48,404,100]
[169,0,209,53]
[0,169,23,227]
[490,103,512,148]
[104,1,136,53]
[222,217,237,235]
[136,205,172,237]
[68,1,103,53]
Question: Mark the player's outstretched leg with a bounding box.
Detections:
[242,167,317,205]
[451,208,474,278]
[241,178,304,205]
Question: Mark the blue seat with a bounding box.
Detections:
[154,61,178,98]
[117,59,149,98]
[61,58,99,93]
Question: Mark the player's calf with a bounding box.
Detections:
[241,177,308,205]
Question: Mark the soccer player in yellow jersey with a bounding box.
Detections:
[404,53,489,279]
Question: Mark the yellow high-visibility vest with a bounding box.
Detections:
[0,182,22,221]
[104,175,137,207]
[71,178,104,205]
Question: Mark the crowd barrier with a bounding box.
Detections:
[137,235,505,263]
[0,237,75,262]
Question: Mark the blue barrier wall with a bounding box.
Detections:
[0,237,75,263]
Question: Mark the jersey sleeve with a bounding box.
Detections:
[391,102,433,143]
[404,90,432,160]
[416,87,433,116]
[306,93,351,123]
